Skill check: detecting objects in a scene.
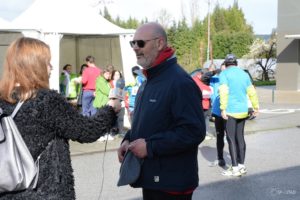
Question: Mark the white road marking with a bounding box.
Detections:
[260,108,300,114]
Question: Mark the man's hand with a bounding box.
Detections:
[128,139,148,159]
[117,140,129,163]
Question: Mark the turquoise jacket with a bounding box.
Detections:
[219,66,259,119]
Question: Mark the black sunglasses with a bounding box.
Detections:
[129,37,159,48]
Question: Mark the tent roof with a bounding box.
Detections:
[0,17,12,29]
[9,0,134,35]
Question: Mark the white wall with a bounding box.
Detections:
[119,33,137,84]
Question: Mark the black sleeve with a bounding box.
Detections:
[201,71,214,85]
[43,90,116,143]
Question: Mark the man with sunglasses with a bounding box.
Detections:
[117,22,206,200]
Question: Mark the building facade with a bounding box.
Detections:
[277,0,300,91]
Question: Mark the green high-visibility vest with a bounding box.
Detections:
[68,74,79,99]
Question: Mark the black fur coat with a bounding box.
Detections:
[0,89,116,200]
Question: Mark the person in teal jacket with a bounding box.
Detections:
[219,54,259,177]
[124,66,145,122]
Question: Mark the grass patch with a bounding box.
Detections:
[253,80,276,86]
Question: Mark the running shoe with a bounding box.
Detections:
[97,136,107,142]
[107,134,115,141]
[222,167,242,177]
[239,166,247,175]
[209,159,226,167]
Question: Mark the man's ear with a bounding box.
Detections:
[157,38,165,51]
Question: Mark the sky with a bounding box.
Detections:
[0,0,277,34]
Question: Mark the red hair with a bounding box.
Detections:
[0,37,51,103]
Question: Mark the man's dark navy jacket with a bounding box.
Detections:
[124,56,206,192]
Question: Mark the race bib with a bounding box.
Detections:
[131,86,139,95]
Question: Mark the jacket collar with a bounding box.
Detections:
[144,55,177,80]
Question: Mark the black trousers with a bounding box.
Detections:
[142,189,193,200]
[213,114,226,160]
[225,116,246,166]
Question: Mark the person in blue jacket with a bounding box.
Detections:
[117,22,206,200]
[210,63,227,167]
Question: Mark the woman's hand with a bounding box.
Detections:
[221,110,228,120]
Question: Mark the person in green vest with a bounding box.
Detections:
[93,68,112,109]
[93,67,114,141]
[59,64,82,106]
[67,73,80,103]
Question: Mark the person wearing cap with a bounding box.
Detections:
[219,54,259,177]
[117,22,206,200]
[124,66,145,123]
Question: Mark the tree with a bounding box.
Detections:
[103,6,112,22]
[155,9,173,29]
[99,2,255,73]
[211,3,228,32]
[190,19,205,68]
[243,32,277,81]
[211,31,253,59]
[125,17,140,29]
[167,19,198,72]
[189,0,200,25]
[206,1,254,61]
[225,2,252,33]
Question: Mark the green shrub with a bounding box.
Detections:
[253,80,276,86]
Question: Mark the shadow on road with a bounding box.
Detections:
[194,166,300,200]
[199,145,231,164]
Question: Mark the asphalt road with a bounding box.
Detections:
[72,127,300,200]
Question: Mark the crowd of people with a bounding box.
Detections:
[0,22,259,200]
[59,55,146,141]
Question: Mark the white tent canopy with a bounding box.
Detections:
[11,0,134,35]
[0,18,12,29]
[0,0,137,90]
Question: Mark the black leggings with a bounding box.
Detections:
[226,116,246,166]
[142,189,193,200]
[213,114,226,160]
